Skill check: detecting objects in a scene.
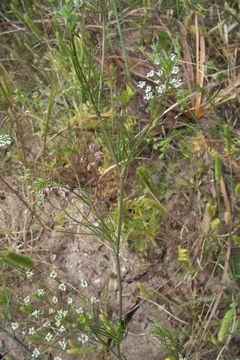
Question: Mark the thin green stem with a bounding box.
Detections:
[70,36,121,173]
[112,0,130,77]
[70,22,126,358]
[114,169,126,360]
[0,326,31,353]
[98,3,106,112]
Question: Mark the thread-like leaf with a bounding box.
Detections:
[23,14,42,42]
[137,167,155,195]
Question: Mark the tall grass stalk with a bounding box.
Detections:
[69,27,127,357]
[112,0,130,77]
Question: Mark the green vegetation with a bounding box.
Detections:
[0,0,240,359]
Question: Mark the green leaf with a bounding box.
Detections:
[27,332,45,343]
[137,167,155,194]
[136,281,150,298]
[218,306,234,342]
[0,252,33,269]
[214,155,222,183]
[66,347,92,355]
[20,305,34,314]
[0,288,12,306]
[231,250,240,286]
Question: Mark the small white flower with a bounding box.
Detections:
[56,309,68,319]
[73,0,84,7]
[32,310,40,318]
[137,81,146,89]
[49,308,55,314]
[29,327,35,335]
[170,52,176,61]
[157,84,166,94]
[145,85,152,94]
[45,332,53,342]
[58,283,66,291]
[32,348,41,358]
[52,296,58,304]
[0,135,11,148]
[43,321,51,328]
[76,307,84,314]
[59,338,67,350]
[90,296,100,305]
[11,322,19,331]
[146,69,155,78]
[170,78,182,88]
[26,270,34,279]
[156,69,163,77]
[144,92,153,101]
[80,279,88,288]
[171,66,179,75]
[78,333,89,344]
[49,270,58,279]
[58,325,65,333]
[154,60,160,65]
[54,357,62,360]
[55,319,61,327]
[36,288,46,296]
[67,297,73,305]
[23,296,31,305]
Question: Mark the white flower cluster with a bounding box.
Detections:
[36,288,46,296]
[32,348,41,358]
[0,135,11,148]
[26,270,34,279]
[43,320,51,328]
[52,296,58,304]
[45,332,53,342]
[23,296,31,305]
[73,0,84,7]
[80,279,88,288]
[67,297,73,305]
[32,309,41,318]
[90,296,100,305]
[76,307,84,314]
[29,327,36,335]
[137,53,182,101]
[78,333,89,344]
[55,309,68,328]
[11,322,19,331]
[58,283,66,292]
[50,270,58,279]
[59,338,67,350]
